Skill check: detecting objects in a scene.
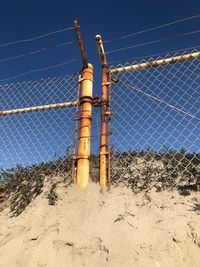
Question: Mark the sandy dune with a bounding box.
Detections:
[0,181,200,267]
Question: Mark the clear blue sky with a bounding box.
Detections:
[0,0,200,171]
[0,0,200,82]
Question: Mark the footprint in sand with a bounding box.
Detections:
[0,225,30,247]
[53,239,74,251]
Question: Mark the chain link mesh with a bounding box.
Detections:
[109,49,200,192]
[1,49,199,193]
[90,107,101,182]
[0,74,78,183]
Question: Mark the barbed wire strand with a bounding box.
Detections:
[0,27,74,48]
[0,41,75,64]
[108,45,200,65]
[0,54,26,64]
[106,29,200,55]
[0,58,78,83]
[28,48,47,55]
[104,13,200,43]
[56,41,74,47]
[119,80,200,122]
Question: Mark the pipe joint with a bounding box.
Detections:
[74,115,79,121]
[100,144,107,148]
[73,155,90,160]
[80,96,93,105]
[79,114,92,120]
[100,151,109,155]
[105,111,113,117]
[102,82,111,86]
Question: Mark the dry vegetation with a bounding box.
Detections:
[0,148,199,216]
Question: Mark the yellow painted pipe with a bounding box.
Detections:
[76,64,93,189]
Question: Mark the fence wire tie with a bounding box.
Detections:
[111,77,119,84]
[77,77,85,83]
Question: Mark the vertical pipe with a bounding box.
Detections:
[76,64,93,189]
[100,67,108,189]
[74,20,93,189]
[96,35,109,190]
[107,72,112,190]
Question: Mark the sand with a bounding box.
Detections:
[0,180,200,267]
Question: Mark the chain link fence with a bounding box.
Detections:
[0,49,200,197]
[109,49,200,192]
[0,74,78,187]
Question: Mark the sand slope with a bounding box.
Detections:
[0,181,200,267]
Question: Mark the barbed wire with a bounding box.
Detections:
[104,13,200,43]
[56,41,74,47]
[118,80,200,122]
[28,48,47,55]
[0,26,74,48]
[108,45,200,65]
[0,54,25,64]
[0,41,75,64]
[106,29,200,55]
[0,58,78,83]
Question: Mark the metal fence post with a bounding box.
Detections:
[96,35,110,190]
[76,64,93,189]
[74,20,93,189]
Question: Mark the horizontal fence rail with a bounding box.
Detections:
[0,101,78,116]
[109,49,200,192]
[111,51,200,74]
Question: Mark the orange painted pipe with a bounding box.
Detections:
[100,67,108,189]
[76,64,93,189]
[96,35,109,190]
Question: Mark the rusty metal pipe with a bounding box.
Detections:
[107,73,112,190]
[0,101,77,116]
[96,35,109,189]
[110,51,200,74]
[74,20,88,69]
[76,64,93,189]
